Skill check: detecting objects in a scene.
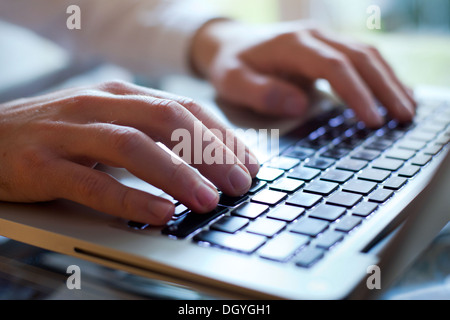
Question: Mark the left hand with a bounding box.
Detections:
[190,20,416,128]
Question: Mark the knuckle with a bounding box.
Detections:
[108,126,145,153]
[152,99,188,123]
[352,46,373,64]
[326,53,351,71]
[98,79,131,93]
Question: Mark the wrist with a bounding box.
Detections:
[189,18,236,79]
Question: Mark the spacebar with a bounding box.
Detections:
[161,206,227,239]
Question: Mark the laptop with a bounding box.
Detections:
[0,83,448,300]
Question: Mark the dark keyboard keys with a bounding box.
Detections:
[283,146,315,159]
[295,247,325,268]
[232,202,268,219]
[358,168,390,182]
[351,149,381,161]
[320,169,353,183]
[269,178,304,193]
[287,167,321,181]
[162,206,227,238]
[286,192,322,208]
[210,216,249,233]
[352,201,378,217]
[368,189,394,203]
[291,217,328,236]
[304,157,335,170]
[248,179,267,194]
[303,180,339,196]
[309,204,346,221]
[219,194,249,207]
[127,221,149,230]
[336,158,368,172]
[246,218,286,237]
[194,230,266,254]
[343,179,377,195]
[256,167,284,182]
[258,232,309,261]
[326,191,363,208]
[251,189,287,206]
[320,147,351,159]
[267,205,305,222]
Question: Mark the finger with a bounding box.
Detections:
[213,63,310,117]
[54,122,223,213]
[61,91,254,194]
[95,80,261,177]
[311,30,415,121]
[284,35,384,127]
[51,160,174,225]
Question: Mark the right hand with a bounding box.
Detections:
[0,80,259,225]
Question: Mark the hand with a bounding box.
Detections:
[0,81,259,225]
[191,20,416,128]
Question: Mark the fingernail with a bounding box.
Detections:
[150,200,174,223]
[228,164,252,195]
[195,183,219,209]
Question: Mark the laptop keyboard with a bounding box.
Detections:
[128,99,450,268]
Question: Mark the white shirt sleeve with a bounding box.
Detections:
[0,0,220,78]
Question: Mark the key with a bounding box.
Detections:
[267,205,305,222]
[304,157,335,170]
[385,148,416,160]
[320,147,351,159]
[320,169,353,183]
[286,192,322,208]
[397,139,427,151]
[270,178,304,193]
[290,217,328,237]
[162,206,227,238]
[246,218,286,237]
[309,204,346,221]
[371,157,404,171]
[383,176,407,190]
[232,202,268,219]
[266,156,300,170]
[342,179,377,195]
[283,146,316,159]
[258,232,309,261]
[326,191,362,208]
[364,138,393,151]
[251,189,287,206]
[368,189,394,203]
[336,158,368,172]
[397,165,421,178]
[210,216,249,233]
[287,167,321,181]
[256,167,284,182]
[194,230,266,254]
[352,201,378,217]
[315,230,344,250]
[295,247,325,268]
[358,168,390,182]
[219,194,249,207]
[410,154,432,166]
[351,149,380,161]
[248,179,267,194]
[334,216,362,232]
[303,180,339,196]
[127,221,149,230]
[423,144,443,155]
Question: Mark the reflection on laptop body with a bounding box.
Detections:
[0,87,448,300]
